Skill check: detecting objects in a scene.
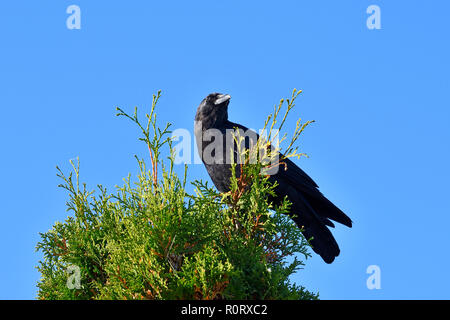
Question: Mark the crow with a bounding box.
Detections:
[194,93,352,263]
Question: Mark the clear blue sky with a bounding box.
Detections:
[1,1,449,299]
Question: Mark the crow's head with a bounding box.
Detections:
[195,93,231,129]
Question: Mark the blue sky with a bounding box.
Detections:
[0,1,449,299]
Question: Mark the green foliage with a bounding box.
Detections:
[36,90,318,300]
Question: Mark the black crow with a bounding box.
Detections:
[194,93,352,263]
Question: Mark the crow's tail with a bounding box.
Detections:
[301,219,340,264]
[291,194,343,264]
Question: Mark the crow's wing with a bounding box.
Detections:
[275,158,352,228]
[225,120,351,228]
[223,120,351,263]
[226,121,317,184]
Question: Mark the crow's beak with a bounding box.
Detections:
[214,94,231,105]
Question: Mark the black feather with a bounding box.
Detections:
[194,93,352,263]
